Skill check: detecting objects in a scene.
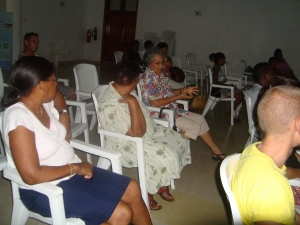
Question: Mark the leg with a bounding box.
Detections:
[119,180,152,225]
[199,131,225,159]
[234,92,243,110]
[148,193,162,211]
[102,201,133,225]
[66,90,77,101]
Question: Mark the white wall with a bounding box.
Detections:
[136,0,300,77]
[21,0,86,61]
[84,0,105,61]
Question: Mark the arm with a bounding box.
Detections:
[286,166,300,179]
[9,126,93,185]
[119,94,146,137]
[53,90,72,142]
[149,87,198,107]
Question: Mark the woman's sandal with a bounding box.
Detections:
[157,186,175,202]
[149,199,162,210]
[212,153,226,161]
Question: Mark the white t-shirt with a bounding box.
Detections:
[2,101,81,186]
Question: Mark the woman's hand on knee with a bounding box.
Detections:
[74,162,93,179]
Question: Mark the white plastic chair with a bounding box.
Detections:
[243,90,256,148]
[224,62,247,90]
[202,67,237,125]
[182,69,198,87]
[171,56,182,68]
[0,68,6,170]
[92,85,154,211]
[114,51,124,63]
[220,153,243,225]
[49,43,66,68]
[114,51,123,63]
[186,53,208,89]
[73,64,98,130]
[2,138,122,225]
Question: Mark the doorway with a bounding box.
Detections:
[101,0,139,62]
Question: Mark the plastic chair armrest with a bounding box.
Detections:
[3,166,63,199]
[176,100,189,110]
[153,118,169,127]
[57,78,69,86]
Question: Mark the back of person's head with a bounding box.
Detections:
[156,42,169,49]
[169,67,185,83]
[144,40,153,49]
[112,61,142,86]
[130,40,139,46]
[209,52,225,64]
[4,56,54,107]
[252,62,270,83]
[143,47,163,67]
[257,85,300,136]
[274,48,282,57]
[23,32,38,42]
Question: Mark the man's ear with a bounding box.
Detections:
[295,117,300,134]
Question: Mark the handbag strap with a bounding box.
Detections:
[159,107,177,131]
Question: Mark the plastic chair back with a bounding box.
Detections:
[220,154,243,225]
[186,53,196,68]
[114,51,123,63]
[171,56,182,68]
[91,85,109,127]
[73,64,99,101]
[243,90,256,147]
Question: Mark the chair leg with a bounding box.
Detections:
[89,115,97,130]
[11,199,29,225]
[244,136,251,149]
[170,179,175,189]
[210,101,218,110]
[202,98,214,116]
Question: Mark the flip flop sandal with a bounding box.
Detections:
[212,153,226,161]
[149,199,162,210]
[157,187,175,202]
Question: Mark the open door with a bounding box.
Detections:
[101,0,138,62]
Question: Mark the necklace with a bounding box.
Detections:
[21,101,43,117]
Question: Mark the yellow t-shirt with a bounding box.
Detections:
[231,143,295,225]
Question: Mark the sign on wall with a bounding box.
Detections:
[0,12,13,70]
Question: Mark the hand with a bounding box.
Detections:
[65,129,72,143]
[183,87,199,96]
[118,94,137,104]
[181,92,194,100]
[75,162,93,179]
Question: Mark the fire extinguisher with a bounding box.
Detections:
[92,27,97,41]
[86,29,91,43]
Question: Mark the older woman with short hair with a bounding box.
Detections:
[140,47,226,161]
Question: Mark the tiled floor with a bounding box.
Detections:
[0,61,250,225]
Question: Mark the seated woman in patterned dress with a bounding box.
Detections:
[139,47,226,161]
[97,61,190,210]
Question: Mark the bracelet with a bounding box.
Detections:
[68,163,74,178]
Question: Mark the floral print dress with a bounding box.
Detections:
[139,67,190,120]
[98,82,191,194]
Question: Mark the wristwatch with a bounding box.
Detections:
[59,109,68,115]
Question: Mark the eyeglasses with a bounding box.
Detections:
[46,78,58,83]
[151,61,164,65]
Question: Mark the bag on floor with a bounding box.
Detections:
[190,86,207,109]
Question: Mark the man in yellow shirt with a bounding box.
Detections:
[231,85,300,225]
